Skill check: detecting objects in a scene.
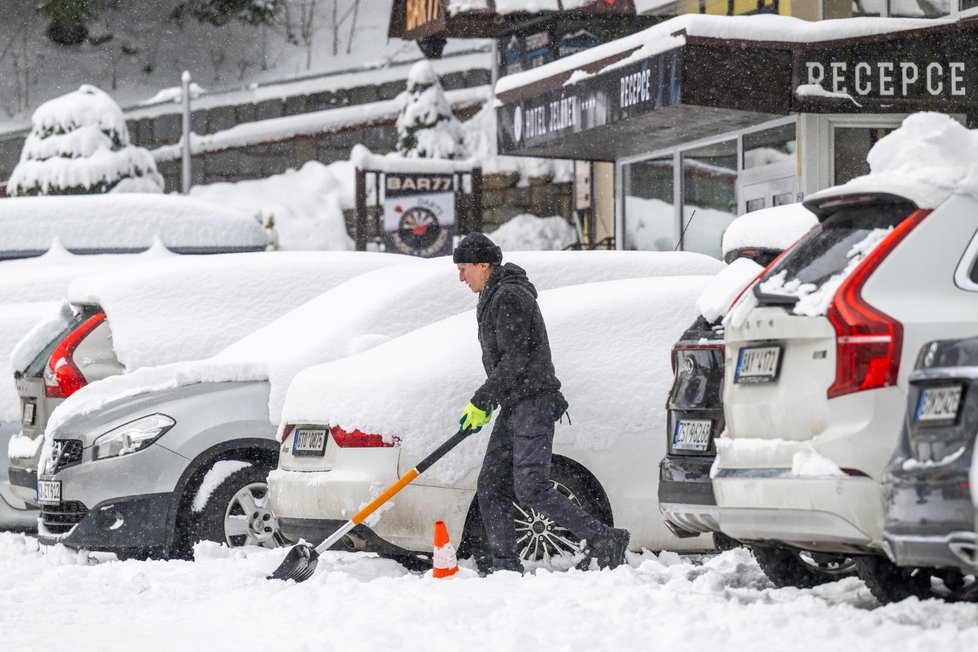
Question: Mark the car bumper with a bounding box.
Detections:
[882,530,977,572]
[883,471,976,571]
[8,464,39,506]
[268,468,473,553]
[35,444,187,549]
[658,453,719,535]
[713,470,883,554]
[38,492,172,553]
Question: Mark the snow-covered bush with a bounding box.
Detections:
[8,84,164,196]
[395,60,465,160]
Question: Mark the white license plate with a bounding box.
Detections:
[292,428,327,456]
[37,479,61,505]
[22,402,35,426]
[735,345,782,383]
[915,385,963,423]
[672,419,712,451]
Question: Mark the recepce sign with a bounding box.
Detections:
[800,49,976,103]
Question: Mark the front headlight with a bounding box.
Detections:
[93,414,175,461]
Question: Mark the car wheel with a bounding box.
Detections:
[194,465,287,550]
[751,545,857,588]
[856,554,978,604]
[464,461,611,573]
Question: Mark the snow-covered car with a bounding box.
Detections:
[713,114,978,597]
[659,203,816,545]
[269,274,716,571]
[31,251,722,559]
[0,245,180,530]
[10,251,403,513]
[0,193,266,260]
[877,336,978,603]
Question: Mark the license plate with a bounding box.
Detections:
[37,479,61,505]
[22,402,35,426]
[292,428,327,456]
[672,419,712,451]
[735,345,782,384]
[915,385,963,423]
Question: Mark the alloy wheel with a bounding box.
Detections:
[513,480,586,567]
[223,481,284,549]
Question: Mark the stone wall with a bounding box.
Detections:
[0,64,573,235]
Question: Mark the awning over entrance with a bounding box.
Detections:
[496,15,978,160]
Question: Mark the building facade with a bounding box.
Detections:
[490,3,978,257]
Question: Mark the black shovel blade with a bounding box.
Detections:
[267,544,320,582]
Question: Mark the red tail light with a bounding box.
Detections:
[278,423,296,444]
[329,425,398,448]
[826,209,930,399]
[44,311,106,398]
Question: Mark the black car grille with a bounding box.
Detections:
[52,439,83,473]
[41,501,88,535]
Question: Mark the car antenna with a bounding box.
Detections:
[674,210,697,251]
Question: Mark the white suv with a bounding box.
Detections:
[714,184,978,594]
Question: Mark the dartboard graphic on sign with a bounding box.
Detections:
[383,173,455,257]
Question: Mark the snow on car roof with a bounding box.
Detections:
[43,250,723,434]
[0,193,267,257]
[0,302,62,422]
[807,113,978,210]
[721,203,817,257]
[0,239,174,305]
[280,274,710,484]
[63,250,406,372]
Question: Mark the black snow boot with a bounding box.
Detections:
[582,527,630,570]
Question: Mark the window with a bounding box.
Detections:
[833,126,893,185]
[623,156,675,251]
[743,123,796,170]
[680,139,737,259]
[829,1,951,17]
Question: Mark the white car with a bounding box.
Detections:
[713,119,978,597]
[270,274,715,570]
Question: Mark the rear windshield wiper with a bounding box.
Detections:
[752,286,800,306]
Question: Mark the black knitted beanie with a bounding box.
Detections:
[452,232,502,264]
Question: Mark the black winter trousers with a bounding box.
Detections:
[477,393,605,569]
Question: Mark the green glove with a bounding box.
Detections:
[459,402,493,433]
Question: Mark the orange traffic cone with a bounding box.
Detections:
[432,520,459,578]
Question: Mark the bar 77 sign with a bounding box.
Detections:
[383,172,455,257]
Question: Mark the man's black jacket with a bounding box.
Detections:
[470,263,562,411]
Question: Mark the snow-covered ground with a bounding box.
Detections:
[1,533,975,651]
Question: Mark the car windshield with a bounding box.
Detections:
[753,199,916,306]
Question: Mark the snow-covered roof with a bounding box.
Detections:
[63,251,406,371]
[280,275,709,484]
[495,14,948,98]
[0,193,267,257]
[806,112,976,209]
[45,249,723,433]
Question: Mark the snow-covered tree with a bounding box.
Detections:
[8,84,164,196]
[395,60,465,160]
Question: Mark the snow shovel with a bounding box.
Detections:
[267,427,474,582]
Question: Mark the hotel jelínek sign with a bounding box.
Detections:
[498,49,682,153]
